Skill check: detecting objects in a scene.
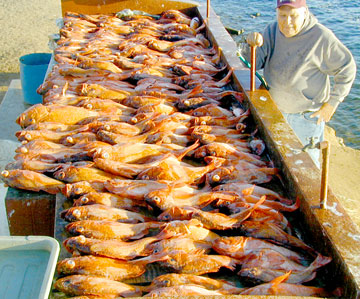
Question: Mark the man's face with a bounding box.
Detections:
[277,5,307,38]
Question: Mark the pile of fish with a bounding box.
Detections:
[1,9,339,298]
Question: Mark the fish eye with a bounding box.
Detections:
[66,260,76,268]
[211,151,217,156]
[1,170,9,177]
[73,209,81,218]
[153,196,160,202]
[58,172,66,180]
[212,174,221,182]
[20,147,28,153]
[153,249,160,254]
[163,279,170,285]
[163,215,170,220]
[63,279,71,286]
[81,197,89,203]
[198,151,206,157]
[142,175,150,180]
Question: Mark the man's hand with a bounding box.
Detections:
[310,102,336,124]
[247,32,264,47]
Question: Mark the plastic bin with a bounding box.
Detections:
[19,53,52,105]
[0,236,59,299]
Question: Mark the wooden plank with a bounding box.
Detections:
[61,0,199,16]
[5,188,55,236]
[199,4,360,296]
[6,1,360,297]
[231,88,360,298]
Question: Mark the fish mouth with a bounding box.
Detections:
[60,209,69,220]
[144,197,163,215]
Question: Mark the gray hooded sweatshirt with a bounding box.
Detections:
[243,12,356,113]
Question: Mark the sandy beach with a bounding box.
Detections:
[0,0,359,229]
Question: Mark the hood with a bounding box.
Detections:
[295,11,318,37]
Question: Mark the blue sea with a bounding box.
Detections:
[198,0,360,149]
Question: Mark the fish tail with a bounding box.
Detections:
[279,197,301,212]
[308,254,332,271]
[228,258,241,271]
[176,139,200,160]
[217,68,233,86]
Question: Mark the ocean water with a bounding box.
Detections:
[199,0,360,149]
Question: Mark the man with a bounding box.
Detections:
[243,0,356,168]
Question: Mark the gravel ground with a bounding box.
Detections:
[0,0,61,101]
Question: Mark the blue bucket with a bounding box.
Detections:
[19,53,52,105]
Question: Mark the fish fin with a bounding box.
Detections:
[189,248,206,256]
[188,218,203,227]
[251,195,267,211]
[270,271,292,287]
[203,156,227,167]
[242,185,255,196]
[241,195,267,222]
[186,84,203,98]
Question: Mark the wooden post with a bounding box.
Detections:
[207,0,210,19]
[250,45,256,91]
[320,141,330,209]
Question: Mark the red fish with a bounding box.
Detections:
[56,255,147,281]
[1,169,65,194]
[239,220,317,257]
[63,235,163,260]
[144,273,243,294]
[61,204,150,223]
[66,220,162,240]
[54,275,142,297]
[156,249,241,275]
[239,271,337,297]
[239,253,332,284]
[212,236,305,264]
